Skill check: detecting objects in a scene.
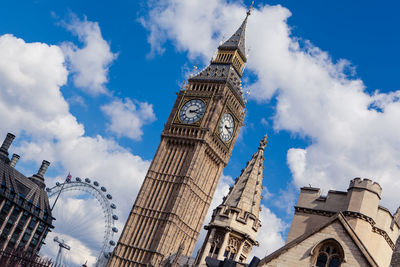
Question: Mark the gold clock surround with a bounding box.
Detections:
[174,97,210,126]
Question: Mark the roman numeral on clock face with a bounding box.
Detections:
[179,99,206,124]
[219,113,235,142]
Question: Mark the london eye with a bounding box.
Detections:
[44,176,119,266]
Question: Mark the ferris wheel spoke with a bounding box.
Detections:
[45,178,119,267]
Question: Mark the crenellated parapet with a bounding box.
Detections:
[287,178,399,267]
[295,178,384,217]
[212,204,261,238]
[348,177,382,198]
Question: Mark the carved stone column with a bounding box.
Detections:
[198,228,216,264]
[217,230,230,260]
[234,240,245,262]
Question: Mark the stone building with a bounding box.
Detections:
[0,133,53,257]
[195,135,267,266]
[391,235,400,266]
[108,8,251,267]
[259,178,400,267]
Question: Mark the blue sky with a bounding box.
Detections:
[1,0,400,265]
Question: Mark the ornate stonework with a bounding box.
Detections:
[195,134,267,265]
[268,178,400,267]
[107,12,249,267]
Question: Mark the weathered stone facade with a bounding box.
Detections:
[259,178,400,267]
[391,234,400,266]
[260,214,373,266]
[108,12,250,267]
[196,135,267,266]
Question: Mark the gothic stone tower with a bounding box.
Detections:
[196,135,267,265]
[108,11,251,267]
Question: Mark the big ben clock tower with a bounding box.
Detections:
[108,8,252,267]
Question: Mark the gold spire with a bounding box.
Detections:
[247,1,254,16]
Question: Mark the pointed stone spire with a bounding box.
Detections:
[219,2,253,62]
[189,4,253,99]
[223,133,267,218]
[195,134,267,266]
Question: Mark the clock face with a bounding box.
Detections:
[179,99,206,124]
[219,113,235,142]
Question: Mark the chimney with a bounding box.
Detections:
[10,154,20,168]
[37,160,50,177]
[30,160,50,189]
[0,133,15,158]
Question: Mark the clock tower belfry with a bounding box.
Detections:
[108,8,252,267]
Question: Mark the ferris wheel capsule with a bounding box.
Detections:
[56,182,60,186]
[106,194,112,200]
[94,181,99,186]
[112,227,118,233]
[85,178,91,183]
[109,240,116,246]
[101,186,107,192]
[75,177,82,182]
[110,203,116,209]
[46,188,51,192]
[112,215,118,220]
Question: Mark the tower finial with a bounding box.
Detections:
[259,133,268,150]
[247,1,254,16]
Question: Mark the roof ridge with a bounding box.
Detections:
[218,10,250,61]
[259,212,379,267]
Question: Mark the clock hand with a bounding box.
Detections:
[189,108,200,113]
[224,125,233,134]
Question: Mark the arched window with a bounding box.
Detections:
[208,240,220,257]
[312,239,344,267]
[208,233,223,258]
[224,236,239,260]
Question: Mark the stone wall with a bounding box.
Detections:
[261,221,371,267]
[285,178,399,267]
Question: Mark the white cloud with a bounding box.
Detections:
[140,0,245,60]
[260,118,269,128]
[0,34,80,140]
[101,98,156,140]
[251,206,287,259]
[0,32,148,266]
[142,0,400,258]
[68,94,87,107]
[244,9,400,211]
[40,196,102,266]
[270,183,298,216]
[62,14,117,95]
